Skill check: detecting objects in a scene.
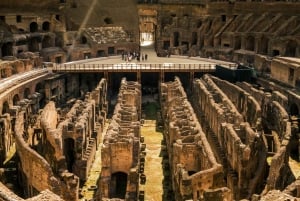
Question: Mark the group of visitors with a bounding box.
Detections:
[122,51,148,62]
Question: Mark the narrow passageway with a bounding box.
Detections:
[139,97,173,201]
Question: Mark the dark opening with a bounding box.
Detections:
[2,101,9,114]
[188,171,196,176]
[81,36,87,44]
[0,16,5,22]
[60,0,66,2]
[234,37,241,50]
[97,50,106,57]
[108,47,115,55]
[1,42,13,56]
[173,32,179,47]
[84,52,91,59]
[64,138,75,172]
[290,103,299,116]
[285,40,297,57]
[192,32,197,45]
[224,43,230,47]
[24,88,31,99]
[55,15,60,21]
[260,36,269,54]
[30,22,38,32]
[42,21,50,31]
[35,82,46,108]
[104,17,113,24]
[13,94,20,106]
[16,15,22,23]
[289,68,295,81]
[272,49,280,56]
[111,172,128,199]
[246,36,255,51]
[55,56,62,63]
[163,41,170,50]
[221,15,226,22]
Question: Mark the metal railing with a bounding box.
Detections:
[52,63,218,72]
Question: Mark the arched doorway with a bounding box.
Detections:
[13,94,20,106]
[110,172,128,199]
[42,21,50,31]
[2,101,9,114]
[29,22,38,32]
[24,88,31,99]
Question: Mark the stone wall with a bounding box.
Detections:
[160,77,230,201]
[100,78,141,200]
[236,81,294,195]
[192,75,267,200]
[209,75,262,129]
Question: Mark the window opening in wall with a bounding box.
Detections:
[108,47,115,55]
[174,32,179,47]
[55,56,62,64]
[224,43,230,47]
[192,32,197,45]
[60,0,66,3]
[81,36,87,44]
[221,15,226,22]
[104,17,113,24]
[30,22,38,32]
[55,15,60,21]
[163,41,170,50]
[42,21,50,31]
[16,15,22,23]
[289,68,294,81]
[0,16,5,22]
[84,52,91,59]
[97,50,105,57]
[272,49,280,56]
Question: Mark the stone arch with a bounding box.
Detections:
[13,94,20,106]
[42,35,52,48]
[29,22,38,32]
[111,172,128,199]
[1,42,13,57]
[24,88,31,99]
[285,40,297,57]
[245,35,255,51]
[42,21,50,31]
[2,101,9,114]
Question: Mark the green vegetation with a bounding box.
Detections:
[143,102,160,120]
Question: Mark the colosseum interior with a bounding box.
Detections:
[0,0,300,201]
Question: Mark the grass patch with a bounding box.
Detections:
[143,102,160,120]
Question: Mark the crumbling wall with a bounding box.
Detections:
[100,78,141,201]
[160,77,230,201]
[192,75,267,200]
[210,75,262,129]
[15,104,79,201]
